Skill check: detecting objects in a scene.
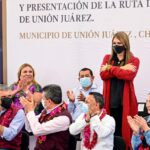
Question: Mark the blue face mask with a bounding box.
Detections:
[81,103,89,113]
[80,77,91,88]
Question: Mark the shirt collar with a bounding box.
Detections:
[98,109,104,117]
[0,108,6,116]
[45,102,63,114]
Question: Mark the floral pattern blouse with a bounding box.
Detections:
[11,83,42,114]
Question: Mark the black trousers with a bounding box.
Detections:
[69,134,81,150]
[110,106,123,136]
[68,134,77,150]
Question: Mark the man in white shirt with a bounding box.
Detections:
[67,68,103,121]
[69,92,115,150]
[67,68,103,150]
[20,84,72,150]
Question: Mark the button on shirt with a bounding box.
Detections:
[68,83,103,121]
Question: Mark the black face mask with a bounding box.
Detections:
[113,45,126,54]
[1,97,13,109]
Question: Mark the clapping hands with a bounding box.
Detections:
[17,77,28,91]
[127,115,150,135]
[66,90,75,102]
[20,91,35,113]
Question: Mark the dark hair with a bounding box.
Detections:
[89,92,104,109]
[1,97,13,109]
[109,31,132,65]
[42,84,62,104]
[79,68,93,76]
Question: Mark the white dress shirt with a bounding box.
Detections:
[25,105,70,136]
[69,111,115,150]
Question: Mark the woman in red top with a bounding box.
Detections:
[100,31,140,150]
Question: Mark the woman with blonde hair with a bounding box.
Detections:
[100,31,140,149]
[10,63,42,114]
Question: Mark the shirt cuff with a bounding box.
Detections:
[26,111,35,120]
[132,133,141,141]
[2,127,13,140]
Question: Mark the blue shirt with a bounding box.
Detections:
[68,83,102,121]
[0,109,25,141]
[131,116,150,150]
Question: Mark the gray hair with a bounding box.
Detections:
[42,84,62,104]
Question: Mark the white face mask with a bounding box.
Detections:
[41,99,46,109]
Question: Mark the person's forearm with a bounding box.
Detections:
[69,114,87,135]
[90,115,115,138]
[0,91,12,97]
[131,134,142,150]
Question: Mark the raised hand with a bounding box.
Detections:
[127,116,140,135]
[77,91,85,101]
[20,94,35,113]
[66,90,75,102]
[134,115,150,132]
[17,77,28,91]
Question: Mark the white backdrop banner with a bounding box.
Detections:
[6,0,150,101]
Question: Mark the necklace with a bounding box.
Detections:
[38,102,67,144]
[83,109,106,149]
